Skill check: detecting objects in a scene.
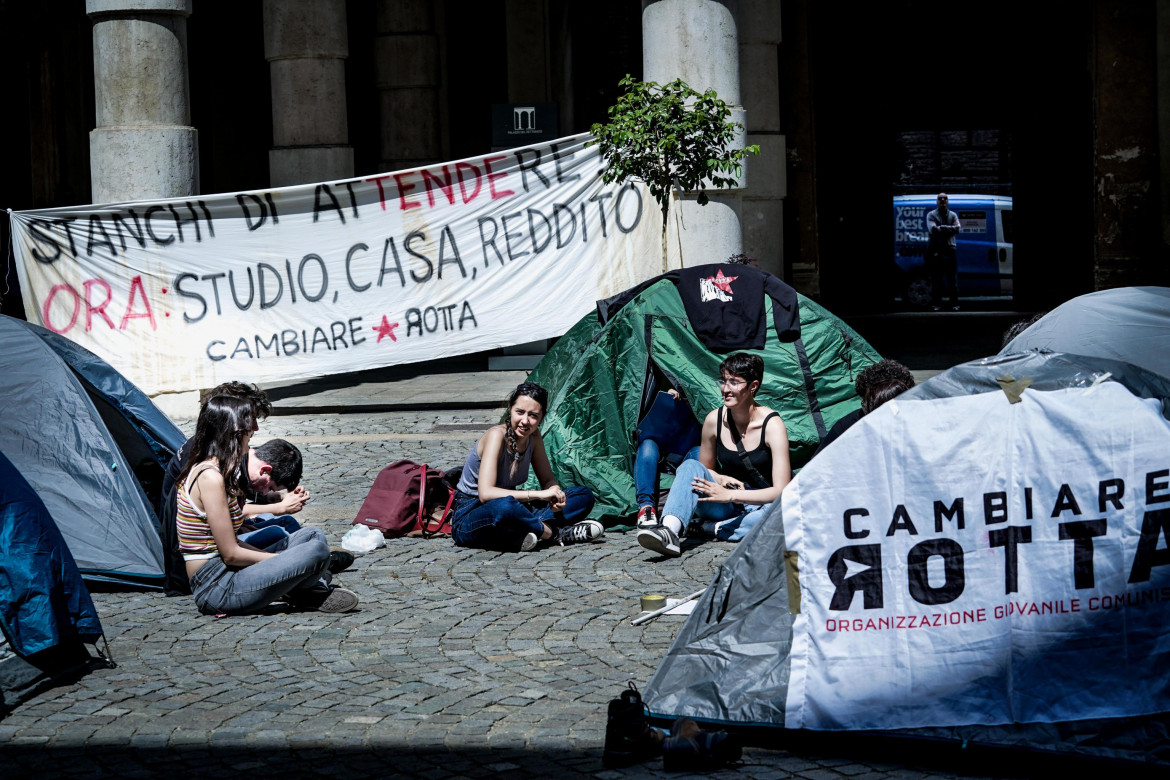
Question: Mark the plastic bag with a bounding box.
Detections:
[341,524,386,553]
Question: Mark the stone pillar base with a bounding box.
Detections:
[269,146,355,187]
[667,192,744,269]
[89,126,198,204]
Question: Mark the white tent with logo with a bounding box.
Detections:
[645,351,1170,767]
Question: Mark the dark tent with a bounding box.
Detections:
[0,450,107,712]
[526,265,882,524]
[1001,286,1170,380]
[645,351,1170,767]
[0,314,185,587]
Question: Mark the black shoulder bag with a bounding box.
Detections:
[721,411,771,490]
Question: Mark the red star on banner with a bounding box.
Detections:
[708,269,738,295]
[372,315,400,343]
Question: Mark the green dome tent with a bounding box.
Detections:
[527,264,882,524]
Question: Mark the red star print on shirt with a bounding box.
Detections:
[372,315,399,343]
[709,270,738,295]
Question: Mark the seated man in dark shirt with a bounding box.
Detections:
[812,360,915,459]
[159,382,343,595]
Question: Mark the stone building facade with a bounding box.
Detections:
[2,0,1168,316]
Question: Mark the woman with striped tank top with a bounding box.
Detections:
[178,395,357,614]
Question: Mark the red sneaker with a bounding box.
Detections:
[636,505,659,528]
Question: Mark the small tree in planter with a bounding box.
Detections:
[590,75,759,271]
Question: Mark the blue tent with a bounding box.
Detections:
[0,450,105,711]
[0,314,185,586]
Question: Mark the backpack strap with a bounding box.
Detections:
[419,488,456,537]
[724,410,770,490]
[416,464,429,529]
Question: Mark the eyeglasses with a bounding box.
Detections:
[716,377,747,388]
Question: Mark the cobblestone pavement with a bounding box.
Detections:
[2,410,1044,778]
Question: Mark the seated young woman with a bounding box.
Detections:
[452,382,602,552]
[637,353,791,558]
[179,395,358,614]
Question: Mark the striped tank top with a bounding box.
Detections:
[177,463,244,561]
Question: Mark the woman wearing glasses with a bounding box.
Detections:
[451,382,602,552]
[637,353,791,558]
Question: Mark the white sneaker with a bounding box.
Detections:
[637,525,681,558]
[520,532,539,552]
[557,520,605,545]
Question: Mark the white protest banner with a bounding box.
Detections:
[783,384,1170,729]
[9,133,661,395]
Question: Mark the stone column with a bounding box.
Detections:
[264,0,353,186]
[87,0,197,203]
[738,0,784,277]
[375,0,442,171]
[643,0,744,268]
[1092,0,1160,288]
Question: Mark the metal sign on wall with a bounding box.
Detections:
[492,102,559,148]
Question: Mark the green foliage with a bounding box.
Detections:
[589,75,760,221]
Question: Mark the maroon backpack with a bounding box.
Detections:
[354,460,456,538]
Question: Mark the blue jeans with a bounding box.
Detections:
[248,513,301,533]
[451,486,596,552]
[635,442,701,508]
[238,514,301,550]
[660,459,771,542]
[189,526,332,615]
[239,525,289,550]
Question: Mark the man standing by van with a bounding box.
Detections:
[927,192,961,310]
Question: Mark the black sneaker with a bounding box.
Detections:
[328,548,355,574]
[316,586,359,613]
[637,524,681,557]
[557,520,604,545]
[602,683,663,768]
[288,583,359,613]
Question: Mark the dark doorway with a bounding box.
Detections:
[797,1,1092,313]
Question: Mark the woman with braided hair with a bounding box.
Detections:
[451,382,600,552]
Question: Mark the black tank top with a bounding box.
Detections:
[715,410,779,489]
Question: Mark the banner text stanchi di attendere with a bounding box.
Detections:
[9,133,661,394]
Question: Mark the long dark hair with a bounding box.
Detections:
[178,394,256,502]
[501,382,549,455]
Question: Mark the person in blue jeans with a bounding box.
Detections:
[637,353,791,558]
[452,383,600,552]
[178,395,358,614]
[633,388,701,527]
